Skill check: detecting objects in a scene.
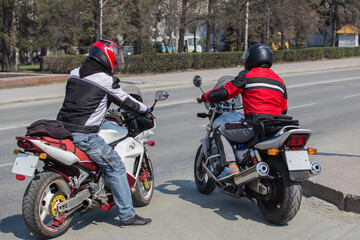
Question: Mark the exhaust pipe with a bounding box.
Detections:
[82,198,101,209]
[310,161,321,175]
[234,162,269,186]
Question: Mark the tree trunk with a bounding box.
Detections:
[178,0,188,53]
[331,13,337,47]
[206,0,213,52]
[1,0,19,72]
[94,0,101,41]
[323,28,328,47]
[244,1,249,51]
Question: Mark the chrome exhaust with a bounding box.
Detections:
[82,198,101,209]
[234,162,269,186]
[310,161,321,175]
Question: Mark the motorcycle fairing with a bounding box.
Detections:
[114,137,143,189]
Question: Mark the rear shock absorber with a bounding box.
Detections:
[249,149,258,165]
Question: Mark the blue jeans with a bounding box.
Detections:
[72,132,135,221]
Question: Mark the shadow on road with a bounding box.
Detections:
[156,179,280,226]
[0,209,120,239]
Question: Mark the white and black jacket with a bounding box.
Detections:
[57,61,147,133]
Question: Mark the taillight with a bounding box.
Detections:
[16,175,26,181]
[285,134,309,147]
[17,139,34,150]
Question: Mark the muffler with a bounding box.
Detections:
[234,162,269,186]
[310,161,321,175]
[82,198,101,209]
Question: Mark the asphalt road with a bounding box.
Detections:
[0,68,359,239]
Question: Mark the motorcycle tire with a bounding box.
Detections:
[132,153,154,207]
[256,156,302,225]
[194,144,215,194]
[22,170,73,239]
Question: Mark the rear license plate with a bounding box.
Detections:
[11,153,39,177]
[284,151,311,171]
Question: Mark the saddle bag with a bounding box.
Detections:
[253,115,299,137]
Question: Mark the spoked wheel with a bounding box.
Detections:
[194,145,215,194]
[256,157,302,225]
[22,170,73,239]
[132,153,154,207]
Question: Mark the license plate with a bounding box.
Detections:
[12,153,39,177]
[284,151,311,171]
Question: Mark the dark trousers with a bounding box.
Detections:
[214,121,254,166]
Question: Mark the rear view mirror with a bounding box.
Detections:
[193,75,202,88]
[155,91,169,101]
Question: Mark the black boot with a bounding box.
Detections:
[120,215,152,228]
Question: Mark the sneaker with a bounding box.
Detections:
[120,214,152,228]
[217,164,240,179]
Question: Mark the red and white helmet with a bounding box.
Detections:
[89,40,124,75]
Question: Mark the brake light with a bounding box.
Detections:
[16,175,26,181]
[146,141,155,146]
[17,139,34,150]
[285,134,309,147]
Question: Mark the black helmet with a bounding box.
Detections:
[89,40,124,75]
[242,44,273,70]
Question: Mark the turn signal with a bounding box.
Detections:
[267,148,279,156]
[13,149,21,155]
[39,153,47,159]
[307,148,317,155]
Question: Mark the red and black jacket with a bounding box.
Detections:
[202,67,287,116]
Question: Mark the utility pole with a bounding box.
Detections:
[244,1,249,50]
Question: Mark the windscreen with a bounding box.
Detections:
[204,75,242,110]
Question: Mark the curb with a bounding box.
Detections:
[0,75,68,88]
[302,181,360,213]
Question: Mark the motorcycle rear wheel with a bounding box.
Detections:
[132,154,154,207]
[256,157,302,225]
[22,170,73,239]
[194,145,215,194]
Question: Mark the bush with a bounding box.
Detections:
[43,47,360,74]
[43,55,86,74]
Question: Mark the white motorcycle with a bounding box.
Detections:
[11,87,169,238]
[193,75,321,224]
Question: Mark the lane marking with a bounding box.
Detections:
[0,163,13,168]
[342,93,360,99]
[289,103,318,109]
[287,77,359,89]
[0,124,27,131]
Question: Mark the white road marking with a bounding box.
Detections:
[287,77,359,89]
[289,103,318,109]
[0,163,14,168]
[342,93,360,99]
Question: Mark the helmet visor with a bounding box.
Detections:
[112,44,124,75]
[242,50,250,60]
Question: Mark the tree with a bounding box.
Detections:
[1,0,20,71]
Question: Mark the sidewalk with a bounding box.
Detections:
[1,57,360,214]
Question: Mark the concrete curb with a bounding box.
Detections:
[302,154,360,214]
[302,181,360,213]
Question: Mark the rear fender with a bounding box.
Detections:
[255,129,312,150]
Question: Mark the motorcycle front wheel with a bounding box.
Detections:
[194,144,215,194]
[256,156,302,225]
[132,153,154,207]
[22,170,73,239]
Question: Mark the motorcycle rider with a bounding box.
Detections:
[57,40,152,227]
[196,44,287,179]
